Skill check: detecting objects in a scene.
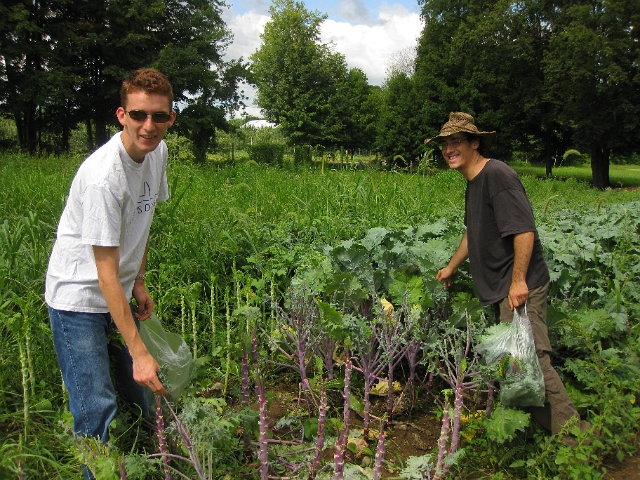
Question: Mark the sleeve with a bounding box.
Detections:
[491,182,537,238]
[81,183,123,246]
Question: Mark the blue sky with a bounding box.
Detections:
[221,0,423,116]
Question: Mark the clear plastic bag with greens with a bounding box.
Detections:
[475,306,545,407]
[139,314,192,400]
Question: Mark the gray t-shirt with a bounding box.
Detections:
[464,159,549,305]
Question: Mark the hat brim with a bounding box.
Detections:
[424,130,496,146]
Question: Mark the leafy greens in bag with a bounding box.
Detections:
[476,307,545,407]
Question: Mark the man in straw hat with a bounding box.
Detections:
[431,112,589,443]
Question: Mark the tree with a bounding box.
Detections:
[542,0,640,188]
[414,0,640,186]
[250,0,349,148]
[0,0,60,153]
[329,68,378,153]
[0,0,248,156]
[375,71,422,166]
[156,0,249,162]
[386,45,417,79]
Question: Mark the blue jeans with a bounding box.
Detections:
[48,307,150,444]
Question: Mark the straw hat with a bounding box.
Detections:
[424,112,496,146]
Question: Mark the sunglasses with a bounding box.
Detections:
[125,110,173,123]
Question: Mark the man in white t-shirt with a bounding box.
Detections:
[45,69,175,456]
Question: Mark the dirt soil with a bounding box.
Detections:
[264,381,640,479]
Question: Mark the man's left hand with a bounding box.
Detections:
[508,280,529,310]
[132,283,153,321]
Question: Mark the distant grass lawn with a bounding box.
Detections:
[511,163,640,188]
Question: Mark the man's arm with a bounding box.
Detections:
[509,231,534,310]
[93,245,167,395]
[436,231,469,288]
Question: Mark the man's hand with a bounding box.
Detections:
[132,350,168,395]
[132,281,153,321]
[436,232,468,289]
[508,279,529,310]
[436,265,457,288]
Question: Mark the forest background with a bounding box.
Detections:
[2,0,640,187]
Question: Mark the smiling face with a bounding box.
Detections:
[439,133,484,180]
[116,90,176,163]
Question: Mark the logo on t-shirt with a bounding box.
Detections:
[137,181,158,214]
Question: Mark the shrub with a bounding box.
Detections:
[293,145,313,166]
[250,142,285,166]
[164,132,195,163]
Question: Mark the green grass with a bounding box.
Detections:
[511,162,640,188]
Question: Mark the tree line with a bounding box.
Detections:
[251,0,639,188]
[0,0,248,162]
[2,0,639,187]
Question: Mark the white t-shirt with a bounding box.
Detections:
[45,132,169,313]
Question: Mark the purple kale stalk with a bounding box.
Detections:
[149,397,207,480]
[252,329,270,480]
[348,315,387,439]
[155,394,171,480]
[262,289,322,410]
[333,353,353,480]
[425,312,483,478]
[375,300,411,427]
[373,422,386,480]
[434,396,451,479]
[308,382,328,480]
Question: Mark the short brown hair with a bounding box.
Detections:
[120,68,174,108]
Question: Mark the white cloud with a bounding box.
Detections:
[321,6,422,85]
[223,10,269,62]
[222,3,423,117]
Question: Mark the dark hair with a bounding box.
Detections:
[120,68,174,108]
[466,133,488,155]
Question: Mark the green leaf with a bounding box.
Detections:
[483,406,530,443]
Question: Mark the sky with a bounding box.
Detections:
[220,0,423,117]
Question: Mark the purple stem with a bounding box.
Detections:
[163,400,206,479]
[373,424,386,480]
[262,293,320,409]
[449,384,464,457]
[351,325,386,437]
[256,377,269,480]
[119,454,127,480]
[434,402,451,480]
[241,344,253,455]
[333,354,352,480]
[319,334,337,380]
[155,394,171,480]
[308,383,328,480]
[404,339,422,409]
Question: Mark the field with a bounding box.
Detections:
[1,151,640,479]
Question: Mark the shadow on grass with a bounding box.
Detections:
[511,164,640,188]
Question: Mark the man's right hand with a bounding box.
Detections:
[133,351,168,396]
[436,265,457,288]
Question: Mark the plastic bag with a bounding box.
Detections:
[139,314,192,400]
[476,306,545,407]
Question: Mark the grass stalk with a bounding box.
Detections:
[223,287,231,395]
